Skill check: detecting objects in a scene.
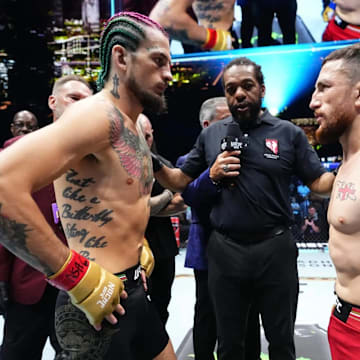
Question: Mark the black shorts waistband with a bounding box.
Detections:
[334,15,360,30]
[114,263,142,290]
[216,225,288,244]
[333,295,360,324]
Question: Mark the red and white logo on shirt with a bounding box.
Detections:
[265,139,279,154]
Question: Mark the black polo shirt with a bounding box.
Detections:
[181,109,326,234]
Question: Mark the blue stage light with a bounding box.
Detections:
[171,40,360,116]
[110,0,115,16]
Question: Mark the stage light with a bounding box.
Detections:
[171,40,360,115]
[269,107,280,116]
[110,0,115,16]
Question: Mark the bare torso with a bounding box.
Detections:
[335,0,360,25]
[328,153,360,304]
[192,0,235,30]
[54,93,153,274]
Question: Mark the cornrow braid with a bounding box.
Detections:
[97,11,168,91]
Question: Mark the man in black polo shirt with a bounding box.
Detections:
[153,56,335,360]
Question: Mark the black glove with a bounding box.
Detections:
[0,281,9,316]
[151,152,164,173]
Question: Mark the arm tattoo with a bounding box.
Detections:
[193,0,223,24]
[196,13,221,25]
[110,74,120,99]
[0,203,53,275]
[166,28,204,46]
[108,107,153,195]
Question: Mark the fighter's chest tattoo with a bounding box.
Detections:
[108,108,153,195]
[335,180,357,201]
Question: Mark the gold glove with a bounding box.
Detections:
[140,238,155,277]
[48,250,124,326]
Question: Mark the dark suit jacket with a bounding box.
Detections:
[176,155,220,270]
[0,136,67,304]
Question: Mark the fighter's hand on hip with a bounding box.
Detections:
[209,151,241,183]
[48,250,127,330]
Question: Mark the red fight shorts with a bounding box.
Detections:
[323,15,360,42]
[328,296,360,360]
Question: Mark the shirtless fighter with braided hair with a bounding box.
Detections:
[0,12,175,360]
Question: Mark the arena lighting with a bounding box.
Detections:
[110,0,115,16]
[171,39,360,115]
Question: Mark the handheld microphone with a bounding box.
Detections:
[220,122,249,152]
[219,123,249,188]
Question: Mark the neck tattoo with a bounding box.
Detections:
[110,74,120,99]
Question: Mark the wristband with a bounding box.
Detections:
[47,250,90,291]
[203,28,232,51]
[203,28,217,50]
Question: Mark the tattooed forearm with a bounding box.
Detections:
[194,0,225,27]
[193,0,224,12]
[197,14,221,25]
[193,0,223,23]
[110,74,120,99]
[0,204,53,275]
[166,27,204,46]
